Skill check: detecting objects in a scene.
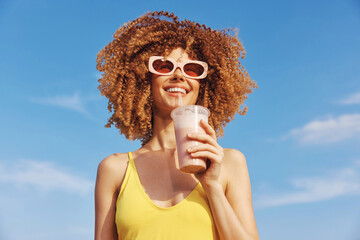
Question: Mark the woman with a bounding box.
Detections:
[95,11,259,240]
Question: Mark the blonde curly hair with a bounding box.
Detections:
[97,11,257,145]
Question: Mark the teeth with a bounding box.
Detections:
[166,87,186,94]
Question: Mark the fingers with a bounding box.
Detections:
[190,151,220,164]
[187,143,219,156]
[186,120,224,165]
[187,144,224,164]
[199,119,216,139]
[187,131,218,147]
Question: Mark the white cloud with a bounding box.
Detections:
[254,163,360,208]
[30,93,88,115]
[338,92,360,105]
[0,160,93,195]
[286,114,360,144]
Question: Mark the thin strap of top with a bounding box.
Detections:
[115,151,219,239]
[118,152,134,197]
[128,151,134,164]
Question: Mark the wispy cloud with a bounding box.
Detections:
[30,93,88,115]
[255,162,360,208]
[338,92,360,105]
[284,114,360,144]
[0,160,93,195]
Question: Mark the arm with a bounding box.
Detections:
[187,121,259,240]
[204,149,259,240]
[94,154,128,240]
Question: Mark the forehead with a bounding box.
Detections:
[165,48,191,62]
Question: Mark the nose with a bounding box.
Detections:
[172,67,185,81]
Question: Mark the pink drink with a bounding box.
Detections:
[171,105,210,174]
[175,127,207,173]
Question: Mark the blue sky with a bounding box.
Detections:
[0,0,359,239]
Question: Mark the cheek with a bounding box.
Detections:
[151,74,164,88]
[193,81,202,103]
[189,82,200,104]
[151,75,164,101]
[192,81,200,95]
[151,82,159,100]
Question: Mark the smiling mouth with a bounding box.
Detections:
[165,87,187,94]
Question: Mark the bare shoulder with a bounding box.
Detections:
[96,152,130,191]
[221,148,249,186]
[222,148,247,168]
[98,152,129,172]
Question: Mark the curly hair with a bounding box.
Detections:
[97,11,257,145]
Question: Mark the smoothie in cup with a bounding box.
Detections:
[171,105,210,174]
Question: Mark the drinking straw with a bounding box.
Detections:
[178,93,183,106]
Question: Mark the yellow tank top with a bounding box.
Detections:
[115,152,218,240]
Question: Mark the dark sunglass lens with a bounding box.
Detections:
[152,59,174,74]
[184,63,204,77]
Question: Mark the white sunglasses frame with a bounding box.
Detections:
[148,56,208,79]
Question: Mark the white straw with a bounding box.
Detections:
[178,93,183,106]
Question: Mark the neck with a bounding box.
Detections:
[146,110,177,150]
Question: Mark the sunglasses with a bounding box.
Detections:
[148,56,208,79]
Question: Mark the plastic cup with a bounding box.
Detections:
[171,105,210,173]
